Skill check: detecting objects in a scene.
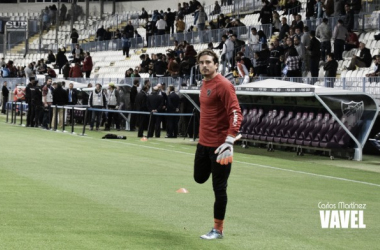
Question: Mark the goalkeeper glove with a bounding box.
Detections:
[215,136,235,165]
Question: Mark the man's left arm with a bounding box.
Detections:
[214,82,243,165]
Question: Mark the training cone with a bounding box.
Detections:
[140,137,148,142]
[176,188,189,193]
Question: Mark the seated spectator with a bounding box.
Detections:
[125,68,133,77]
[211,1,221,15]
[72,44,83,63]
[257,30,267,44]
[69,62,82,78]
[37,60,47,74]
[345,29,359,51]
[140,8,148,19]
[114,29,122,39]
[346,42,372,70]
[46,50,56,64]
[131,68,141,77]
[47,67,57,78]
[62,62,70,79]
[365,55,380,77]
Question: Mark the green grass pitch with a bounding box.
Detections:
[0,116,379,250]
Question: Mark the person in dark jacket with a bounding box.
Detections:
[96,26,106,41]
[31,81,43,127]
[258,0,273,24]
[154,54,168,76]
[166,86,180,138]
[147,85,164,138]
[279,17,290,41]
[70,29,79,46]
[56,47,68,74]
[343,4,355,31]
[82,52,93,78]
[308,30,321,81]
[46,50,56,64]
[25,80,35,126]
[52,82,68,129]
[129,79,139,131]
[1,81,9,114]
[135,85,149,137]
[69,62,82,78]
[323,53,338,87]
[347,42,372,70]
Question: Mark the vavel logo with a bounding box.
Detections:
[319,202,366,229]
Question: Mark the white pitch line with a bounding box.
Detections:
[3,122,380,188]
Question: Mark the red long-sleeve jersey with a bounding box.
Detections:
[199,74,242,147]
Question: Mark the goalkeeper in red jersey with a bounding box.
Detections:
[194,49,242,240]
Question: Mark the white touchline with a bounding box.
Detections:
[4,122,379,189]
[94,137,380,188]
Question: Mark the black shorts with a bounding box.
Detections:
[193,143,231,191]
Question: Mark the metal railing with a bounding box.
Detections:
[146,24,272,48]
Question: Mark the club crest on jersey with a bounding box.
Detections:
[207,89,212,96]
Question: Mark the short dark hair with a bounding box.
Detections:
[304,26,309,32]
[133,79,140,85]
[169,86,175,92]
[327,53,335,59]
[310,30,316,37]
[323,18,328,23]
[197,49,219,65]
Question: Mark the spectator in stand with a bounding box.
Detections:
[131,68,141,77]
[259,0,273,25]
[176,16,186,33]
[249,28,260,51]
[302,26,311,48]
[56,47,68,74]
[124,21,135,39]
[1,81,9,114]
[60,3,67,25]
[96,25,106,41]
[323,0,334,17]
[279,17,290,41]
[293,36,306,73]
[135,30,143,44]
[154,54,168,76]
[220,34,234,74]
[335,0,345,16]
[254,51,268,76]
[236,56,250,84]
[211,1,221,15]
[25,63,36,81]
[37,60,47,74]
[346,42,372,70]
[332,19,348,61]
[72,44,83,63]
[69,62,83,78]
[323,53,338,87]
[156,16,167,35]
[345,29,359,51]
[316,18,332,62]
[140,8,148,19]
[305,0,316,24]
[47,67,57,78]
[294,14,303,31]
[121,34,131,58]
[70,29,79,48]
[348,0,361,14]
[83,52,93,78]
[47,50,56,64]
[62,62,70,79]
[316,0,324,19]
[343,4,355,31]
[272,12,281,32]
[366,56,380,77]
[194,5,207,31]
[283,0,301,16]
[217,14,227,28]
[257,30,267,45]
[125,68,133,77]
[114,29,122,39]
[166,8,176,34]
[285,47,301,77]
[308,30,321,80]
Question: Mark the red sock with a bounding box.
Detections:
[214,219,224,233]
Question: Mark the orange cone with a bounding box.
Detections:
[176,188,189,193]
[140,137,148,142]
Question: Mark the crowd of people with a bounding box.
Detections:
[0,77,197,139]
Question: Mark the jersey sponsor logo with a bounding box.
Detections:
[207,89,212,96]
